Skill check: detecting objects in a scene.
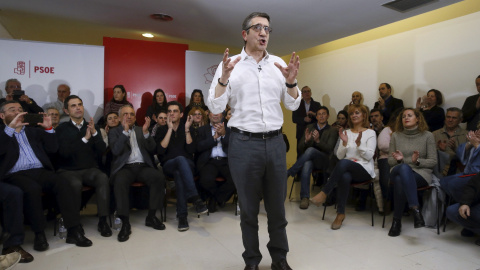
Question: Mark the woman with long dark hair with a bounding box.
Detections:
[104,85,133,117]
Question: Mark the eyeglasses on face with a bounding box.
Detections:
[193,113,202,116]
[245,24,272,34]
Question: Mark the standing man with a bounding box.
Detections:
[0,79,43,114]
[373,83,403,125]
[208,12,301,270]
[292,86,321,156]
[43,84,71,123]
[56,95,112,238]
[461,75,480,131]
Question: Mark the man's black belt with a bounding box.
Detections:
[231,127,282,139]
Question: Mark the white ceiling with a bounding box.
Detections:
[0,0,463,55]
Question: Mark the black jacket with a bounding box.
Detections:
[195,124,230,170]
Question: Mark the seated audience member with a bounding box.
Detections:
[0,182,32,263]
[156,101,208,232]
[287,106,339,209]
[0,100,92,250]
[146,89,168,126]
[369,108,384,136]
[387,108,437,237]
[56,95,112,238]
[461,75,480,131]
[151,111,167,138]
[343,91,370,113]
[43,84,71,123]
[310,105,376,229]
[104,85,133,117]
[182,89,208,123]
[0,79,43,114]
[444,172,480,246]
[433,107,467,175]
[196,111,235,213]
[46,107,61,129]
[416,89,445,132]
[100,112,120,146]
[109,105,166,242]
[332,110,349,130]
[224,107,232,123]
[374,83,404,125]
[292,86,321,156]
[188,106,208,138]
[377,109,402,200]
[441,129,480,195]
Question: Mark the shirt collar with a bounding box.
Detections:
[71,119,85,128]
[241,47,270,63]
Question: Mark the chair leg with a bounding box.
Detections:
[234,193,238,216]
[370,183,374,227]
[436,189,440,235]
[288,176,296,200]
[443,196,451,232]
[322,197,328,220]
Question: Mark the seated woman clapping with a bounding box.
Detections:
[310,104,376,230]
[387,108,437,237]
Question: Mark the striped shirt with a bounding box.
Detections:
[4,126,53,174]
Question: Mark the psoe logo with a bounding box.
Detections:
[14,61,25,75]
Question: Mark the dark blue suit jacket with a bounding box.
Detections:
[195,124,230,170]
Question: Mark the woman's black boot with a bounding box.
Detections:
[388,218,402,237]
[412,208,425,228]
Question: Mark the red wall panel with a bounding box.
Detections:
[104,37,188,125]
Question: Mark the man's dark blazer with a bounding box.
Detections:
[374,96,404,125]
[292,98,321,140]
[0,126,58,178]
[461,94,480,131]
[195,124,230,170]
[108,125,157,176]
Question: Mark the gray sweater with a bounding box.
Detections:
[388,128,437,184]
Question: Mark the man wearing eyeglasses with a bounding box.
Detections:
[292,86,321,157]
[208,12,301,270]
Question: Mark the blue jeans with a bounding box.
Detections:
[163,157,197,218]
[321,159,372,214]
[287,147,329,199]
[446,203,480,234]
[440,174,473,202]
[390,164,428,219]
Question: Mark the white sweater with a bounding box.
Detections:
[336,129,377,178]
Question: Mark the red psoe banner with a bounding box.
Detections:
[103,37,188,125]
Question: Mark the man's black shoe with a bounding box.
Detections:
[33,232,49,251]
[194,199,208,215]
[271,259,292,270]
[98,220,113,237]
[178,216,189,232]
[117,222,131,242]
[244,265,259,270]
[66,228,92,247]
[145,216,166,230]
[461,228,475,237]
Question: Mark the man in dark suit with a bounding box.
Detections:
[373,83,404,125]
[0,100,92,252]
[109,104,166,242]
[0,79,43,114]
[56,95,111,238]
[461,75,480,131]
[287,106,338,209]
[292,86,321,156]
[196,111,235,213]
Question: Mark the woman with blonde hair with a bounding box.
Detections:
[310,104,376,230]
[188,106,207,138]
[387,108,437,237]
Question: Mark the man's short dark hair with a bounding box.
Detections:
[157,110,167,118]
[381,83,391,90]
[242,12,270,45]
[316,106,329,116]
[477,75,480,79]
[370,108,382,115]
[446,107,463,119]
[167,101,184,113]
[64,95,83,110]
[0,100,21,113]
